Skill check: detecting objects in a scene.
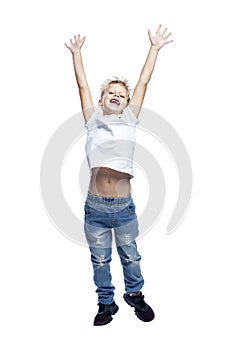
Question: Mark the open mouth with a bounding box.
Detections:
[110,98,120,105]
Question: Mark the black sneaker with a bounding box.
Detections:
[123,292,155,322]
[94,301,119,326]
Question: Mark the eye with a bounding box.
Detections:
[109,91,114,95]
[120,95,125,98]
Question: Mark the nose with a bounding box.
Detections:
[114,93,120,98]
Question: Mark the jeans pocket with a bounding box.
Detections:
[84,203,95,217]
[127,200,136,215]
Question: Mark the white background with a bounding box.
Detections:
[1,0,233,348]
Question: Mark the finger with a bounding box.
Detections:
[164,32,171,39]
[165,39,174,45]
[162,27,167,35]
[64,43,69,48]
[156,24,162,34]
[147,29,152,39]
[148,29,155,42]
[70,38,73,45]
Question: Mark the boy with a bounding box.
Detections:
[65,25,173,325]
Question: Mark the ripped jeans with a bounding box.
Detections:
[84,191,144,304]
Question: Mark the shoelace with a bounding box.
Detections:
[132,295,149,310]
[98,303,114,313]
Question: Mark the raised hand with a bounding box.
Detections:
[148,24,173,50]
[64,34,86,54]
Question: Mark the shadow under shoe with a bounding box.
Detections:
[94,301,119,326]
[123,292,155,322]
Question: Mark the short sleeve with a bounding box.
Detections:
[84,107,102,130]
[122,106,140,125]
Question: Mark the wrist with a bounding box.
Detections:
[72,49,81,56]
[150,44,160,52]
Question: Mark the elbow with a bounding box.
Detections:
[78,81,89,90]
[138,77,149,87]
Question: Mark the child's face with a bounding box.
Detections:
[99,83,128,115]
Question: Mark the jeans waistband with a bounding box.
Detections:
[86,191,132,205]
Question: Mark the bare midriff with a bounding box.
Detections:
[88,167,131,197]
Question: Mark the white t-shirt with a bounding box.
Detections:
[84,106,140,178]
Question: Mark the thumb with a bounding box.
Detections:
[147,29,153,41]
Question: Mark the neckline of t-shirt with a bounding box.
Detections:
[102,114,123,118]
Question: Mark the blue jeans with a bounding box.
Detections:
[84,191,144,304]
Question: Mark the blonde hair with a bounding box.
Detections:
[100,77,131,103]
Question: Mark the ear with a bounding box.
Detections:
[98,99,103,106]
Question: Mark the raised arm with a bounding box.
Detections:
[130,24,173,118]
[65,34,94,123]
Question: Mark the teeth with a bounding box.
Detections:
[110,99,119,105]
